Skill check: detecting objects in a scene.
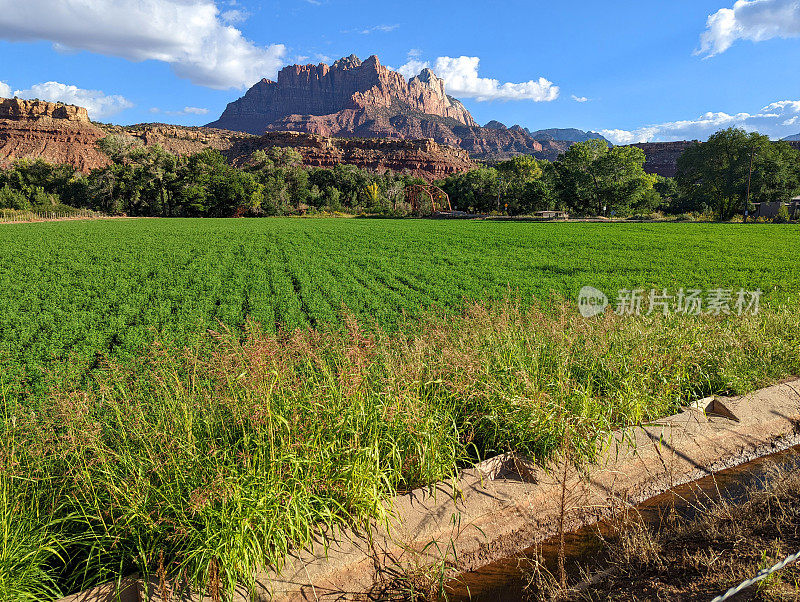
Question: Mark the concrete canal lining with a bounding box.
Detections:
[60,378,800,601]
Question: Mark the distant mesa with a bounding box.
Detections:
[526,128,611,146]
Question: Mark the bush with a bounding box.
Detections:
[774,204,791,224]
[0,185,29,210]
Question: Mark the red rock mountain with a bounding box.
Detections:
[207,55,569,160]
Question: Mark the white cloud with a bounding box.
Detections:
[12,82,133,119]
[698,0,800,56]
[342,24,399,35]
[601,100,800,144]
[0,0,287,89]
[571,95,589,103]
[397,59,430,79]
[221,9,248,24]
[398,54,559,102]
[0,81,11,98]
[149,106,209,116]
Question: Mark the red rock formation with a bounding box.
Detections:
[0,98,110,171]
[113,127,475,182]
[0,97,90,122]
[630,141,696,178]
[228,131,475,182]
[0,98,475,182]
[206,55,572,161]
[207,55,476,136]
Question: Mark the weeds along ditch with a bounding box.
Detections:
[0,219,799,599]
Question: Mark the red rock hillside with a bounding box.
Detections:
[0,98,111,171]
[0,99,475,181]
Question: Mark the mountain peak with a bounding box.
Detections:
[207,53,477,135]
[332,54,362,70]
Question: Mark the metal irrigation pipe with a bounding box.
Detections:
[711,548,800,602]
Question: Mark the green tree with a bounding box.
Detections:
[676,128,800,220]
[554,140,657,216]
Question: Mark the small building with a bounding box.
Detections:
[534,210,569,220]
[754,198,800,219]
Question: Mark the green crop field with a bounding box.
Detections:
[2,218,800,599]
[0,218,798,397]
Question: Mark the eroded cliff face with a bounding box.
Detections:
[0,98,110,171]
[228,131,475,181]
[631,141,696,178]
[112,127,473,181]
[207,55,477,136]
[206,55,591,162]
[0,98,91,122]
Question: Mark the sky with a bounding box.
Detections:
[1,0,799,144]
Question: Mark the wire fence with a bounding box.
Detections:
[711,548,800,602]
[0,208,104,223]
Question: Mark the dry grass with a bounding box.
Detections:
[559,461,800,601]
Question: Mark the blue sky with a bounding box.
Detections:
[1,0,799,143]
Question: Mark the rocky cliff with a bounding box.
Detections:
[207,55,576,161]
[228,131,475,180]
[0,98,110,171]
[0,97,90,122]
[631,141,696,178]
[207,55,476,135]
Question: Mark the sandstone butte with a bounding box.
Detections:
[206,54,576,161]
[0,98,475,181]
[0,98,112,172]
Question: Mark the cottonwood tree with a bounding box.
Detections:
[554,140,656,216]
[676,128,800,219]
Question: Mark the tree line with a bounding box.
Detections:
[0,127,798,219]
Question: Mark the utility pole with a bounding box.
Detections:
[744,146,755,222]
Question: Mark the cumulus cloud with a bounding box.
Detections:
[398,54,559,102]
[0,0,287,89]
[572,95,589,102]
[698,0,800,56]
[0,81,11,98]
[13,82,133,119]
[600,100,800,144]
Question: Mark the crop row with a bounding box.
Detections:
[0,218,796,398]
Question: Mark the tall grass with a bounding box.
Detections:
[1,300,799,599]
